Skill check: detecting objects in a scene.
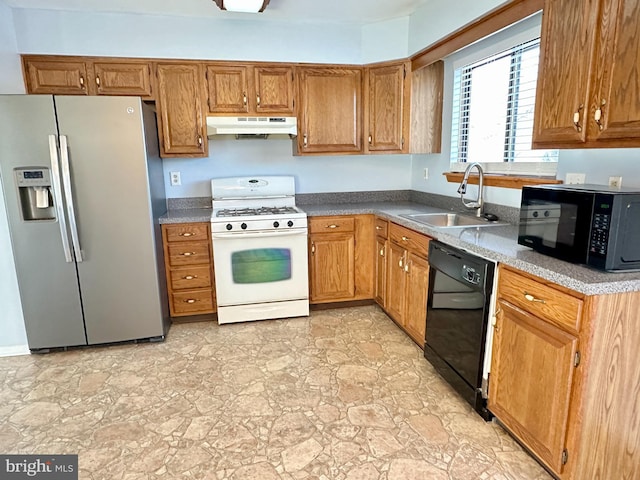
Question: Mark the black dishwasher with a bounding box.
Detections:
[424,240,495,420]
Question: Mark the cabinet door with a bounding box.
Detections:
[375,236,387,307]
[155,64,207,157]
[589,0,640,142]
[254,66,295,114]
[386,242,407,324]
[297,67,363,154]
[206,65,250,114]
[309,233,355,302]
[93,62,153,97]
[365,63,406,153]
[23,58,90,95]
[532,0,598,147]
[404,253,429,347]
[489,300,578,476]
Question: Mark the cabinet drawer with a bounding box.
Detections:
[498,267,583,333]
[169,265,212,290]
[375,217,388,238]
[167,242,211,266]
[309,216,355,234]
[171,289,214,315]
[164,223,210,243]
[389,223,430,258]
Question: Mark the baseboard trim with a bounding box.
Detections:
[0,344,30,357]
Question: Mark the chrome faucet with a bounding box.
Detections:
[457,162,484,217]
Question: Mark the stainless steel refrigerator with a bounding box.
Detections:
[0,95,170,352]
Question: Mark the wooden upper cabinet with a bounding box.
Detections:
[409,61,444,154]
[296,66,363,154]
[93,62,152,97]
[533,0,640,148]
[155,63,208,157]
[23,58,90,95]
[206,65,249,114]
[205,64,294,115]
[253,66,295,114]
[365,62,409,153]
[22,56,153,98]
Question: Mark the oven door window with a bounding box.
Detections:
[231,248,292,284]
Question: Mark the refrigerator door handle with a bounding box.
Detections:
[59,135,84,262]
[48,135,74,263]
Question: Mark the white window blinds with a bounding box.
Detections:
[450,38,558,165]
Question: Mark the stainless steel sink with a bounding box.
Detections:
[400,213,507,228]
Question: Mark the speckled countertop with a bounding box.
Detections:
[160,201,640,295]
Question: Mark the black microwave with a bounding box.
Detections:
[519,184,640,272]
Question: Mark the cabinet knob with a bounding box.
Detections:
[180,232,195,237]
[594,99,606,131]
[326,224,339,229]
[242,92,247,105]
[182,252,196,257]
[401,236,409,242]
[303,134,308,148]
[379,248,385,257]
[197,135,203,146]
[184,299,197,304]
[368,134,372,144]
[523,292,545,303]
[573,104,583,132]
[79,76,85,89]
[95,75,101,87]
[183,275,197,280]
[256,94,261,106]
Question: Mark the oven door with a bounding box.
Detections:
[212,228,309,307]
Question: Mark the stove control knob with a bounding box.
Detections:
[273,221,280,228]
[241,223,248,230]
[287,220,294,227]
[226,223,233,230]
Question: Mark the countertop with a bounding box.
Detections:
[159,202,640,295]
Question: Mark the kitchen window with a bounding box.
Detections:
[450,36,558,176]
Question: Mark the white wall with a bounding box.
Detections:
[361,16,409,63]
[12,8,362,64]
[0,1,29,355]
[164,138,412,198]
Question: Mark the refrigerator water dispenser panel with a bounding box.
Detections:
[15,167,55,221]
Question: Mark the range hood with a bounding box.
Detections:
[206,116,297,137]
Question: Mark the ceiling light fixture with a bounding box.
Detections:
[213,0,270,13]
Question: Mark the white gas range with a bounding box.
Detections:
[210,176,309,324]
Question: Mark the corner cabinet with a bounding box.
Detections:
[489,265,640,479]
[296,66,363,154]
[364,62,410,153]
[533,0,640,148]
[384,223,431,347]
[155,63,208,157]
[308,215,374,303]
[205,64,294,115]
[22,55,153,98]
[161,223,216,317]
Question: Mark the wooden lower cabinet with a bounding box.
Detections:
[489,265,640,479]
[308,215,374,304]
[383,223,431,347]
[161,222,216,317]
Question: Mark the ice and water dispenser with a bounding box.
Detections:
[14,167,56,221]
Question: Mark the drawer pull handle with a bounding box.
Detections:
[376,225,382,230]
[183,275,198,280]
[327,224,339,229]
[379,248,385,257]
[180,232,195,237]
[184,299,198,304]
[573,104,583,132]
[182,252,196,257]
[401,236,409,241]
[524,292,545,303]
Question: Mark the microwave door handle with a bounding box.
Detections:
[48,135,73,263]
[59,135,83,262]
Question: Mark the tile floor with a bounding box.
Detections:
[0,306,552,479]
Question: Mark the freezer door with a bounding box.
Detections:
[0,95,87,350]
[54,96,165,344]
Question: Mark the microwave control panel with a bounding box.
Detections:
[589,194,613,257]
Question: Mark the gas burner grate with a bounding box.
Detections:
[216,206,299,217]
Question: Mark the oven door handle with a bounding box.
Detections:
[212,230,307,240]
